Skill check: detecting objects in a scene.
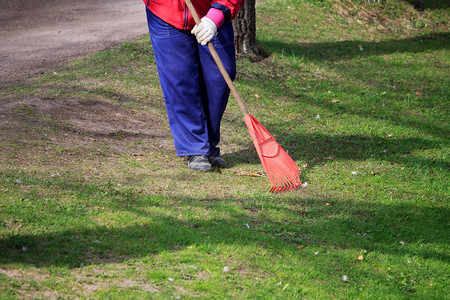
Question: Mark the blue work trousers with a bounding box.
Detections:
[146,8,236,157]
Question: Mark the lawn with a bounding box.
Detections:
[1,0,449,298]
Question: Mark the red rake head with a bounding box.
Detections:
[244,114,302,193]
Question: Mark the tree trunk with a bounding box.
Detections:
[232,0,257,55]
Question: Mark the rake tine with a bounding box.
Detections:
[275,163,290,192]
[268,163,280,192]
[283,174,294,191]
[282,176,293,191]
[270,161,284,192]
[266,161,278,192]
[271,159,300,192]
[276,161,294,190]
[278,174,290,192]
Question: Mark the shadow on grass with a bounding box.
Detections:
[404,0,450,10]
[224,32,450,169]
[261,32,450,62]
[251,33,449,141]
[0,173,447,270]
[224,131,448,174]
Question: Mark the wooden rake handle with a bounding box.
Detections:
[184,0,249,116]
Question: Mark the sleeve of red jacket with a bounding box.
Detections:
[211,0,245,22]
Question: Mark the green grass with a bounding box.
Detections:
[1,0,449,298]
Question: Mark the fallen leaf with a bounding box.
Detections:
[136,157,144,161]
[297,245,305,249]
[356,255,364,261]
[309,62,315,67]
[254,94,260,99]
[415,92,423,96]
[325,203,331,206]
[302,163,308,168]
[215,168,222,174]
[332,99,340,103]
[386,133,393,137]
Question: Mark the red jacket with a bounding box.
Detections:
[144,0,245,30]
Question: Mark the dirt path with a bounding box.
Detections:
[0,0,148,87]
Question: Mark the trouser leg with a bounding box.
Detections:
[198,22,236,157]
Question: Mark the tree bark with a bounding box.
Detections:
[232,0,257,55]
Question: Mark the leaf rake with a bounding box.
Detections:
[185,0,302,192]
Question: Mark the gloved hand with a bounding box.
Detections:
[191,17,217,45]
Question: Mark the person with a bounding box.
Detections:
[143,0,245,172]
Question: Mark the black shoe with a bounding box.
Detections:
[209,156,227,168]
[187,155,212,172]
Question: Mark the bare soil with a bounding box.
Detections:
[0,97,167,137]
[0,0,148,87]
[0,1,176,164]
